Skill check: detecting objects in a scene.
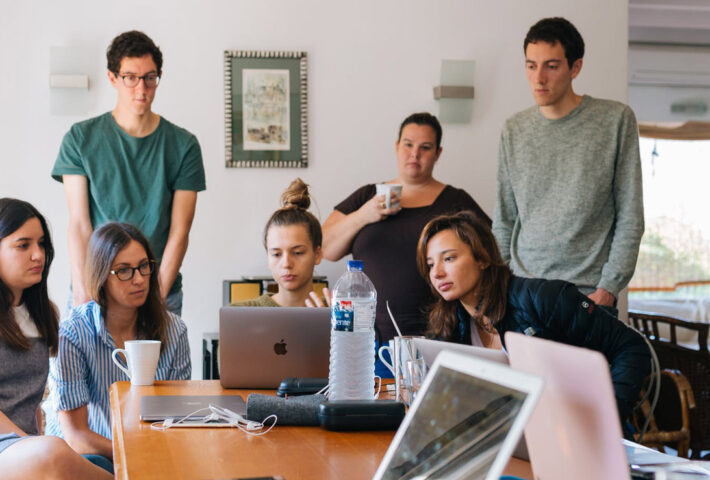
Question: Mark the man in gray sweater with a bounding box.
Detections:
[493,17,644,315]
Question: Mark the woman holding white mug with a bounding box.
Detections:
[47,222,190,465]
[322,112,490,375]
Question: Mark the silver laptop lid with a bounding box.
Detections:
[140,395,246,421]
[374,351,543,480]
[219,306,331,389]
[412,338,509,368]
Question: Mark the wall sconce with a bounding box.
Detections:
[50,46,91,115]
[434,60,475,123]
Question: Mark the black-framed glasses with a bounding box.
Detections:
[110,260,155,281]
[114,72,160,88]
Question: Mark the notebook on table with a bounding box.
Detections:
[373,350,543,480]
[219,306,331,389]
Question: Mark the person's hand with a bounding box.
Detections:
[360,193,402,224]
[306,287,332,308]
[588,288,615,307]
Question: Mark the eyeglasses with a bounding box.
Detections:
[114,72,160,88]
[110,260,155,281]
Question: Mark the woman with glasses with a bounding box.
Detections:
[46,222,190,466]
[0,198,112,479]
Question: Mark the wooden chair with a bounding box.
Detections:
[628,310,710,458]
[633,369,695,458]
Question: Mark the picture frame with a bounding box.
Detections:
[224,50,308,168]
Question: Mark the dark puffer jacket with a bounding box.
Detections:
[450,276,651,425]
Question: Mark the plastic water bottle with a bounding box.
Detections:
[328,260,377,400]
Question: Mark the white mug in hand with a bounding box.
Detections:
[375,184,403,210]
[111,340,161,386]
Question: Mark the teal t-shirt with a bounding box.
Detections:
[51,112,206,295]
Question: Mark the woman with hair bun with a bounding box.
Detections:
[234,178,329,307]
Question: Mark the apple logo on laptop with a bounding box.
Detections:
[274,339,287,355]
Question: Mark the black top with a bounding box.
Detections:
[335,184,491,341]
[449,276,651,427]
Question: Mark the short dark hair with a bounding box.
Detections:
[524,17,585,68]
[86,222,170,349]
[398,112,443,150]
[107,30,163,74]
[0,198,59,355]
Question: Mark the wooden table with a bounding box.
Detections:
[110,380,532,480]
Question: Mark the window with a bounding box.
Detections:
[630,136,710,299]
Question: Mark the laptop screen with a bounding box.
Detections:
[379,365,529,480]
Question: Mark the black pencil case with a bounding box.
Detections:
[276,377,329,397]
[318,400,405,431]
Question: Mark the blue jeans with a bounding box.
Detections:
[82,454,113,473]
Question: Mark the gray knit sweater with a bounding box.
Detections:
[493,95,644,296]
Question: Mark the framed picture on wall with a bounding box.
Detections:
[224,50,308,168]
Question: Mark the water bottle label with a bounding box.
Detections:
[332,300,354,332]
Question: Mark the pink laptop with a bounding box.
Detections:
[505,332,630,480]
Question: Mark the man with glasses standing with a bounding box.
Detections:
[51,31,206,316]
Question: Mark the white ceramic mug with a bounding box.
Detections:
[111,340,161,386]
[375,183,403,210]
[378,335,426,405]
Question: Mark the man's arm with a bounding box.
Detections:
[63,175,93,306]
[492,131,516,263]
[597,108,645,299]
[159,190,197,300]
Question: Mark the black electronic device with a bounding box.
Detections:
[276,377,329,397]
[318,400,405,431]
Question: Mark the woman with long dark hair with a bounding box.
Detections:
[416,211,650,432]
[46,222,190,465]
[0,198,111,479]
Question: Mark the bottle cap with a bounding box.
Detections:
[347,260,364,271]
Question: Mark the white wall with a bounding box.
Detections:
[0,0,629,377]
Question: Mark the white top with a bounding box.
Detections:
[469,319,484,347]
[14,304,39,338]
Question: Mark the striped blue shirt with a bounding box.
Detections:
[45,301,190,439]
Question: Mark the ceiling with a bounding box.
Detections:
[630,0,710,45]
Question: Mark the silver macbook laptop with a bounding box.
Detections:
[373,350,543,480]
[412,338,509,368]
[219,306,331,389]
[140,395,246,421]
